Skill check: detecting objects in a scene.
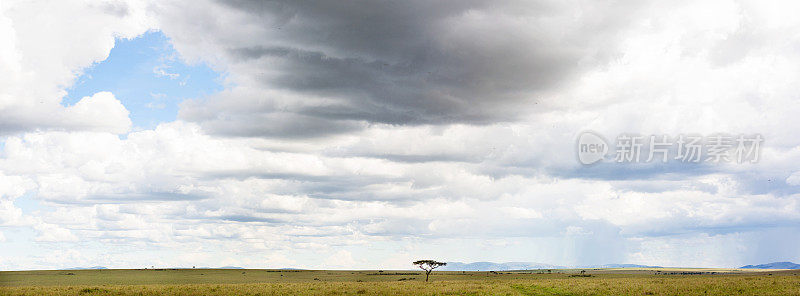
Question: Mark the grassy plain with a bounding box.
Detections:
[1,268,799,295]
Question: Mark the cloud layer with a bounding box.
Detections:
[159,0,644,137]
[2,0,800,270]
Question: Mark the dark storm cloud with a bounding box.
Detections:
[176,0,642,137]
[183,110,365,138]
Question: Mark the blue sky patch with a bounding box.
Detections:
[63,30,224,130]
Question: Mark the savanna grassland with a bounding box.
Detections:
[1,268,799,295]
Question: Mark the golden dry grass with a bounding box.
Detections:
[2,268,799,295]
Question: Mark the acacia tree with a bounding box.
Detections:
[413,260,447,282]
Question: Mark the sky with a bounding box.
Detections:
[1,0,800,270]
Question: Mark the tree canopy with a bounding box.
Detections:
[413,260,447,282]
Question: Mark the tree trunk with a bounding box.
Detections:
[425,270,430,282]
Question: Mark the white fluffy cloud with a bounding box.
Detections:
[0,0,150,134]
[2,121,799,268]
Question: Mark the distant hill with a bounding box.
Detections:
[66,266,107,270]
[590,264,662,268]
[740,262,800,269]
[440,262,662,271]
[441,262,565,271]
